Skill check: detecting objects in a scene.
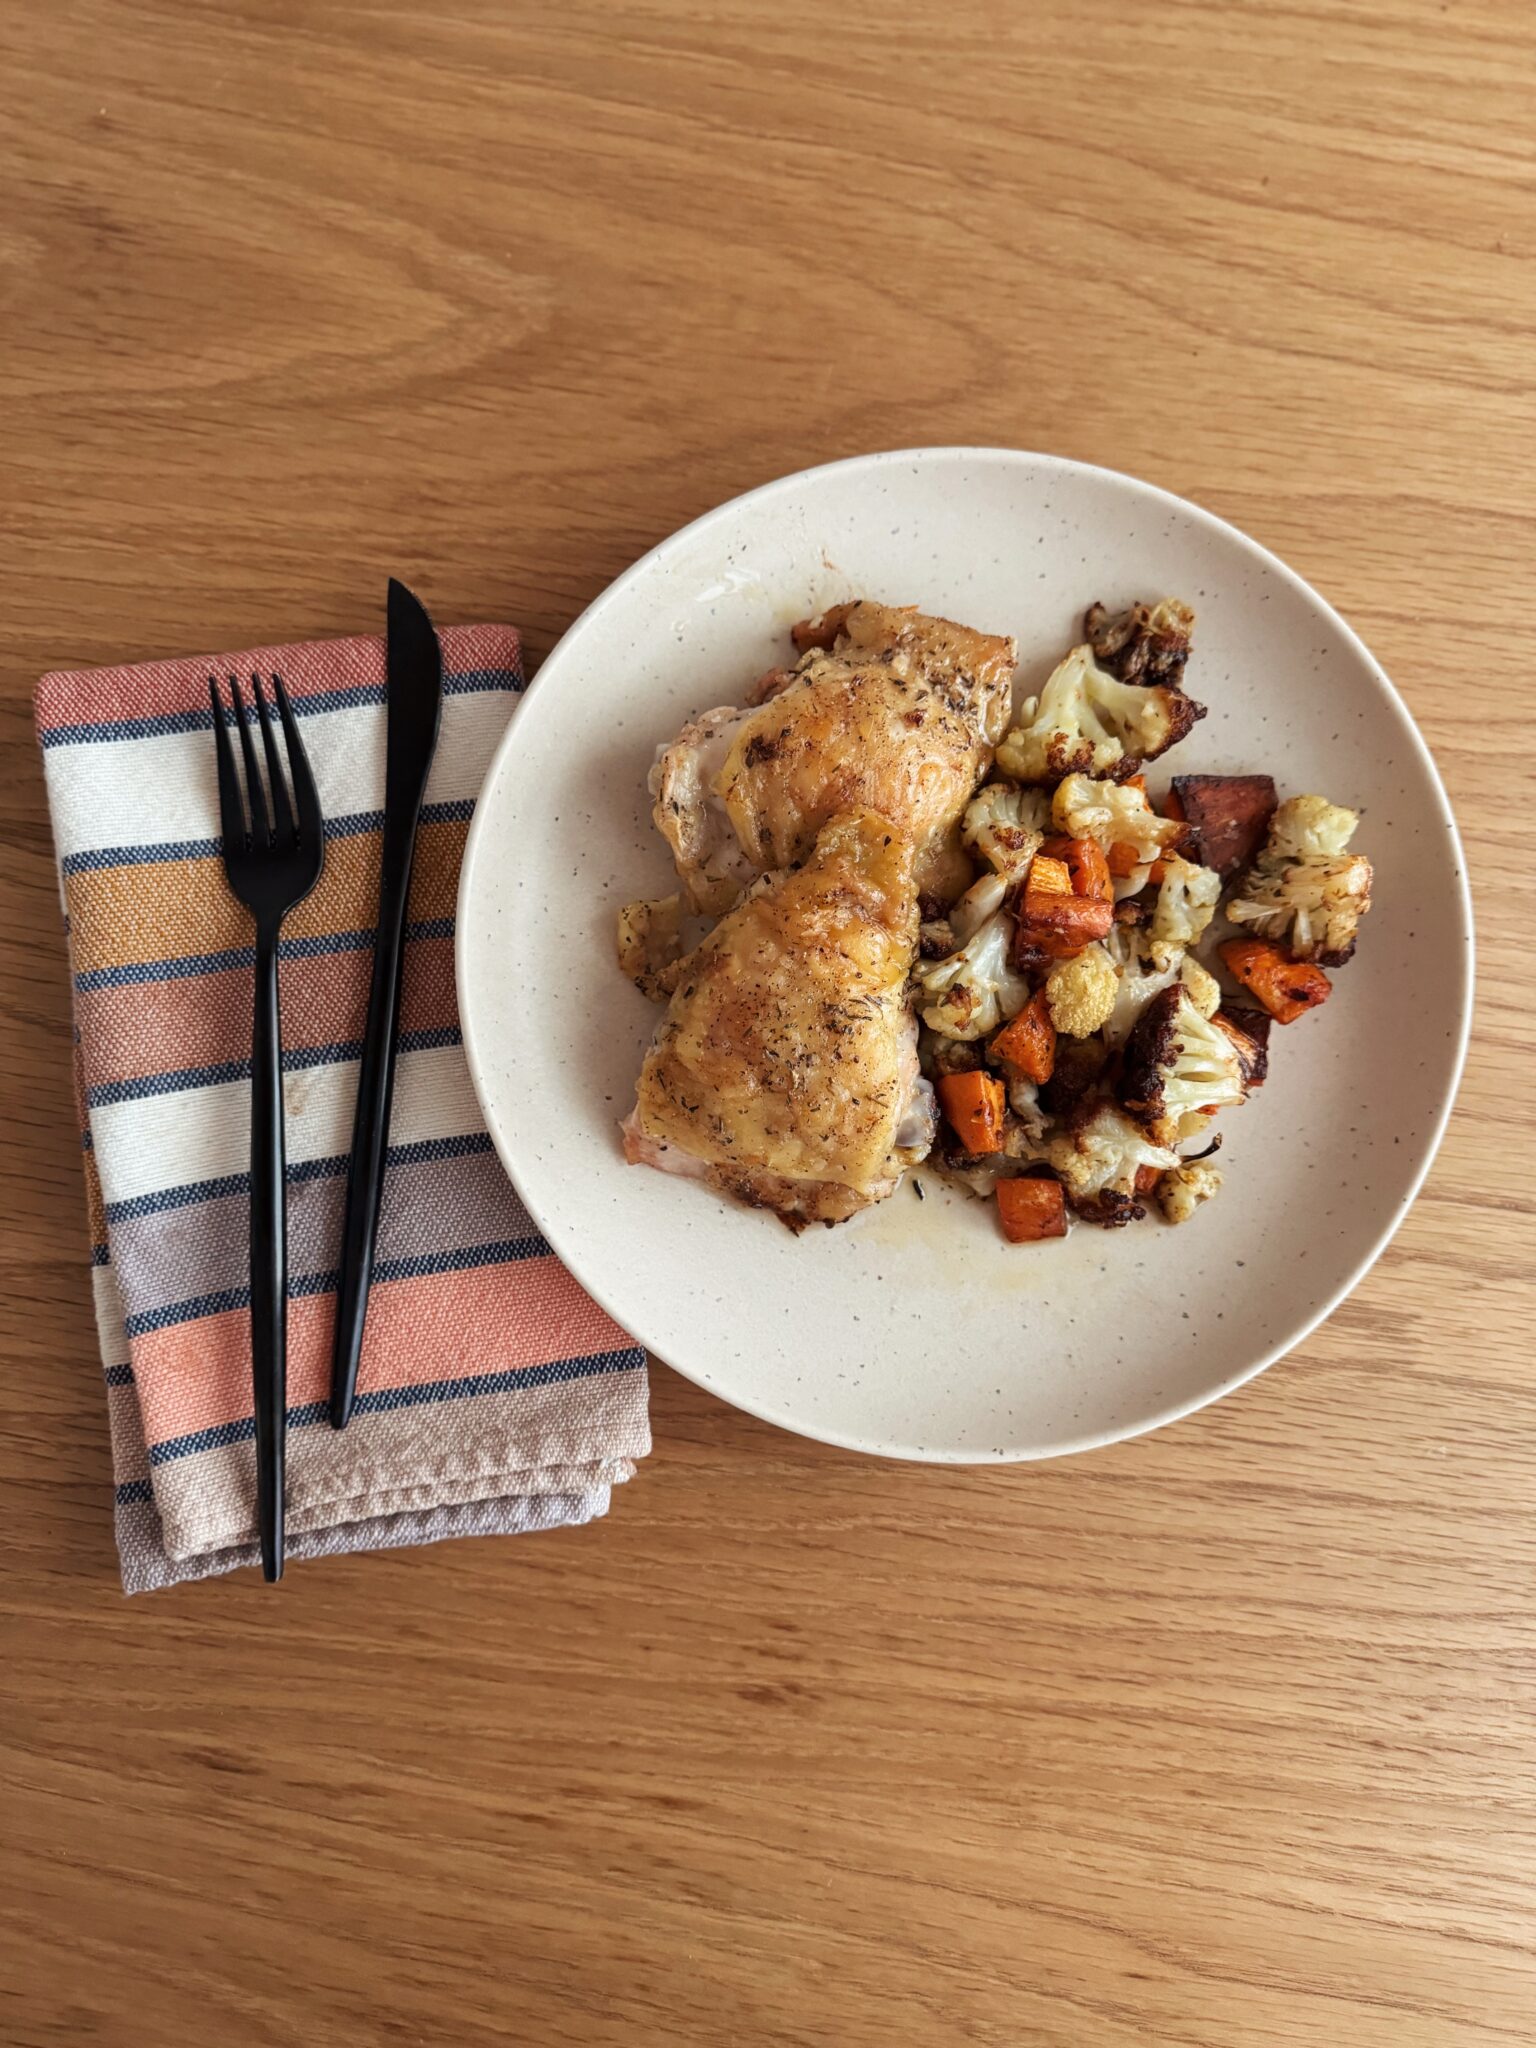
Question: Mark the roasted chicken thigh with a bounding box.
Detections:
[651,600,1015,914]
[623,809,933,1228]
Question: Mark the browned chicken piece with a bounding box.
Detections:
[622,810,935,1229]
[615,894,686,1002]
[650,600,1015,914]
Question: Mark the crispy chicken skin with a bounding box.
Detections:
[624,810,931,1229]
[651,600,1015,914]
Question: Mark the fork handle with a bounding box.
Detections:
[250,922,286,1583]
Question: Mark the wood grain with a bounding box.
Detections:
[3,2,1534,2042]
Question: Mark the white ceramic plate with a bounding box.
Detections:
[457,449,1472,1461]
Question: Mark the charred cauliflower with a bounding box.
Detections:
[1103,923,1184,1047]
[1045,942,1118,1037]
[917,910,1033,1041]
[1158,1159,1223,1224]
[962,782,1051,880]
[995,645,1204,785]
[1226,794,1373,965]
[1103,925,1221,1046]
[1121,984,1247,1148]
[1084,597,1196,688]
[1047,1103,1179,1226]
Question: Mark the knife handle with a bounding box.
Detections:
[328,833,416,1430]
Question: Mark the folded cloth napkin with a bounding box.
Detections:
[38,623,649,1593]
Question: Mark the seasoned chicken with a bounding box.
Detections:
[623,810,934,1229]
[651,600,1016,914]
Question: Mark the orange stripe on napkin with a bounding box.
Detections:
[66,819,467,977]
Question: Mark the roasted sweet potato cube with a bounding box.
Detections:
[1012,886,1114,962]
[1172,774,1277,877]
[1026,853,1073,897]
[996,1176,1068,1243]
[990,991,1056,1085]
[1219,937,1331,1023]
[936,1070,1008,1155]
[1038,835,1113,902]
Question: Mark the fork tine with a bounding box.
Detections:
[271,672,322,845]
[252,674,295,844]
[230,674,271,844]
[208,676,248,849]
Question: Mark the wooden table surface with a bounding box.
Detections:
[4,4,1534,2042]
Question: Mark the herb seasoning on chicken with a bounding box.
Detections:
[649,599,1016,915]
[624,810,931,1230]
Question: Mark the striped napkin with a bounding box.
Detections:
[38,623,649,1593]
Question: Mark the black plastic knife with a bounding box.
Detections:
[329,578,444,1429]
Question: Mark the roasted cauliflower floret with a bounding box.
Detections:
[949,868,1010,943]
[1047,1103,1179,1226]
[1149,855,1222,965]
[1084,597,1196,688]
[962,782,1051,879]
[1052,773,1184,868]
[916,910,1033,1041]
[1158,1159,1224,1224]
[1177,955,1222,1019]
[1103,923,1181,1048]
[1045,942,1117,1038]
[995,644,1204,785]
[1227,794,1374,965]
[1121,985,1247,1148]
[1103,922,1222,1046]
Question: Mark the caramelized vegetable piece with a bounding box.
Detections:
[1027,853,1073,897]
[1133,1164,1162,1196]
[1173,774,1277,878]
[996,1176,1068,1243]
[1213,1007,1272,1087]
[990,990,1057,1084]
[1038,834,1113,902]
[1039,1033,1109,1119]
[789,602,856,653]
[1147,787,1192,882]
[1094,778,1186,881]
[1219,937,1332,1023]
[936,1070,1008,1154]
[1014,889,1115,961]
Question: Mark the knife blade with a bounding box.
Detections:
[328,578,444,1429]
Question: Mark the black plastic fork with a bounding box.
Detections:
[209,673,325,1582]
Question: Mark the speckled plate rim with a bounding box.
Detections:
[457,447,1475,1462]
